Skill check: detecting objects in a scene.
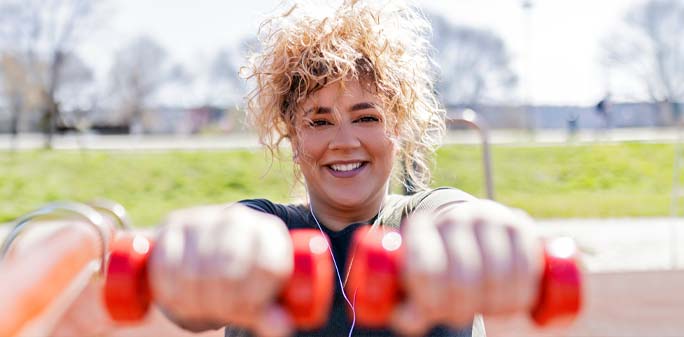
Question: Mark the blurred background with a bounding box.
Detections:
[0,0,682,226]
[2,2,684,335]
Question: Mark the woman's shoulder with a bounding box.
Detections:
[390,187,476,208]
[379,187,476,228]
[237,198,310,229]
[411,187,477,208]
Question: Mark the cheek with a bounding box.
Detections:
[384,128,400,153]
[371,134,397,164]
[297,134,326,164]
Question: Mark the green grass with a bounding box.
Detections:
[0,150,299,225]
[0,143,676,226]
[433,143,674,217]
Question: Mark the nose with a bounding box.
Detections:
[328,122,361,151]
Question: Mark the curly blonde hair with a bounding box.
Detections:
[243,0,445,192]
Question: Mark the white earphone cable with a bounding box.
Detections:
[305,182,390,336]
[308,199,357,337]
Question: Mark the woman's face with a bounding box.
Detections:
[294,79,396,211]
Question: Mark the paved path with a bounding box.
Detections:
[536,217,684,272]
[3,217,684,337]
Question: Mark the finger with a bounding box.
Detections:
[149,224,187,316]
[511,208,544,282]
[244,218,293,314]
[204,218,256,325]
[438,221,482,326]
[507,212,544,311]
[176,223,205,320]
[195,220,243,322]
[473,218,517,314]
[505,225,529,312]
[253,214,294,278]
[400,212,448,321]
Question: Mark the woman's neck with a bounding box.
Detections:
[308,195,386,232]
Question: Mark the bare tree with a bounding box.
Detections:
[203,48,245,107]
[0,54,38,149]
[1,55,28,139]
[55,51,94,126]
[602,0,684,123]
[0,0,104,148]
[109,36,173,133]
[428,13,518,107]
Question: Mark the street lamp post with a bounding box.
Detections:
[521,0,535,137]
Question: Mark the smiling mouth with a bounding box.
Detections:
[327,161,368,172]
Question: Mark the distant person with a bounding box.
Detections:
[567,110,580,141]
[670,100,682,126]
[595,94,612,131]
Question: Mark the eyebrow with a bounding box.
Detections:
[304,102,376,116]
[305,106,332,115]
[351,102,377,111]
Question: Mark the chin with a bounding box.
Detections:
[329,193,370,209]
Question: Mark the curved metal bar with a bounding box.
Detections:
[88,199,131,229]
[0,201,109,275]
[447,109,495,200]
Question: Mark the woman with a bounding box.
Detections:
[146,1,542,337]
[46,1,539,336]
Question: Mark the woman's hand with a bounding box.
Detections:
[391,199,543,336]
[149,204,295,337]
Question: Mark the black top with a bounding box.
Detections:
[225,188,484,337]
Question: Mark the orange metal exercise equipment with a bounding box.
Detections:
[0,201,122,337]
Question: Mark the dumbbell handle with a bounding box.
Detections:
[345,226,582,328]
[103,229,334,330]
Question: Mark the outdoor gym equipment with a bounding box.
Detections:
[0,201,128,337]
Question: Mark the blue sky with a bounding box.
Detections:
[79,0,644,106]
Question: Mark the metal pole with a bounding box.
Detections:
[447,109,495,200]
[670,112,683,269]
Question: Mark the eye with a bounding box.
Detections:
[355,115,381,123]
[308,119,333,127]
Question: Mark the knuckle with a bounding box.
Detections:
[448,268,480,303]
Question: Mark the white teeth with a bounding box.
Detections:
[330,162,363,172]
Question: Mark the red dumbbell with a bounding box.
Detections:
[104,229,334,330]
[345,226,582,328]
